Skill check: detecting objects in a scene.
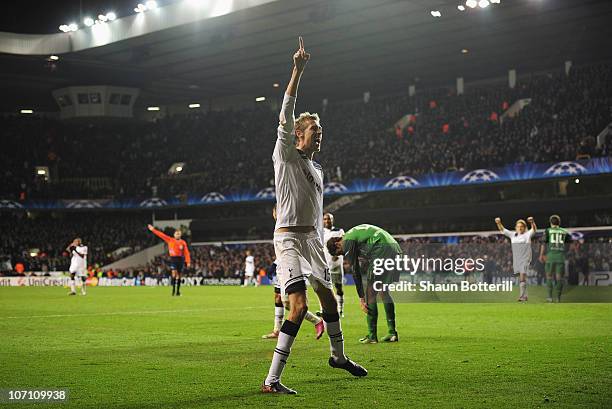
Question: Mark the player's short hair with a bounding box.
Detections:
[295,112,320,135]
[550,215,561,226]
[515,219,527,228]
[326,236,342,256]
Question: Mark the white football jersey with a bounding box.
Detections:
[69,244,88,272]
[503,228,535,268]
[273,93,324,242]
[245,255,255,270]
[323,227,344,272]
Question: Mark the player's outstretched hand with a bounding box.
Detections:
[293,36,310,72]
[527,216,534,224]
[147,224,155,231]
[494,217,501,224]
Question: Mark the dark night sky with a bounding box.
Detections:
[0,0,177,34]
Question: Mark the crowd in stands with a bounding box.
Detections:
[1,63,610,201]
[100,233,611,285]
[0,213,158,273]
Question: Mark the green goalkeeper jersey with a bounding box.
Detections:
[542,226,571,262]
[342,224,402,297]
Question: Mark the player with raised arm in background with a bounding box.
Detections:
[539,215,571,302]
[262,205,325,340]
[323,212,345,316]
[327,224,400,344]
[67,238,88,296]
[261,37,367,395]
[495,216,537,302]
[147,224,191,296]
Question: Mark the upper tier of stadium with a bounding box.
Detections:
[1,62,611,201]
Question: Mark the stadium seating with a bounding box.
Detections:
[1,63,610,201]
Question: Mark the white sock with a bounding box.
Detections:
[336,294,344,313]
[323,312,346,363]
[520,281,527,298]
[273,306,284,332]
[265,320,300,385]
[70,280,75,293]
[81,280,86,294]
[304,311,321,325]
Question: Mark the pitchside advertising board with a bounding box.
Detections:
[0,274,241,287]
[1,272,611,287]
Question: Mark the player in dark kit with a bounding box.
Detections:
[539,215,571,302]
[148,224,191,296]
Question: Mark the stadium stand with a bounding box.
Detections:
[1,63,610,201]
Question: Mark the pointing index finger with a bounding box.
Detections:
[299,36,304,51]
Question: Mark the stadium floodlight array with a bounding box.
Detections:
[135,1,158,13]
[59,23,78,32]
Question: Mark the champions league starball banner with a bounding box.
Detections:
[3,158,611,210]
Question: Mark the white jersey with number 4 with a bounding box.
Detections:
[323,227,344,273]
[245,255,255,276]
[69,245,88,275]
[273,93,324,242]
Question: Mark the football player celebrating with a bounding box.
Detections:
[262,205,325,340]
[495,217,536,301]
[262,37,367,395]
[147,224,191,296]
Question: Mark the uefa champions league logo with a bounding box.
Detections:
[139,198,168,208]
[460,169,500,183]
[200,192,227,203]
[570,231,584,241]
[323,182,348,194]
[0,200,24,209]
[544,161,587,176]
[255,187,276,199]
[66,200,102,209]
[384,175,420,189]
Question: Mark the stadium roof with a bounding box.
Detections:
[1,0,611,112]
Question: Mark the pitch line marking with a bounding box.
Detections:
[2,306,268,320]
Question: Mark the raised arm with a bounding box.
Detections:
[147,224,171,243]
[286,36,309,97]
[494,217,504,233]
[527,217,536,234]
[278,37,310,132]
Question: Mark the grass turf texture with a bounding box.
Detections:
[0,286,611,409]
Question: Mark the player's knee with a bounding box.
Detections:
[291,301,308,320]
[335,283,344,296]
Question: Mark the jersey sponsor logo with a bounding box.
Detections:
[301,165,322,194]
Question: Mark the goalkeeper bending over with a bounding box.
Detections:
[327,224,400,343]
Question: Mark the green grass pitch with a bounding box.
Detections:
[1,286,611,408]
